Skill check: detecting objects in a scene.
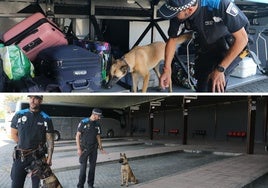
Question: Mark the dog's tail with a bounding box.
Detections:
[174,32,193,45]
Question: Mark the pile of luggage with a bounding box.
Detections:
[0,12,111,92]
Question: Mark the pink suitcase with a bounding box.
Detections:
[3,12,68,61]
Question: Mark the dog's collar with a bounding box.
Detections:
[120,56,131,72]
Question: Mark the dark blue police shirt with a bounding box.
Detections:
[168,0,249,47]
[77,118,102,148]
[11,108,54,150]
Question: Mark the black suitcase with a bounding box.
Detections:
[34,45,101,92]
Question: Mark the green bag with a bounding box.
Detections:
[0,44,34,80]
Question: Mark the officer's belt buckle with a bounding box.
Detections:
[239,49,249,59]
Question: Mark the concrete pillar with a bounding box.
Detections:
[149,111,154,140]
[247,96,257,154]
[182,97,189,145]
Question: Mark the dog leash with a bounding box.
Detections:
[186,32,197,90]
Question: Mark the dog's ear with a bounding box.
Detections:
[111,56,118,65]
[120,65,129,74]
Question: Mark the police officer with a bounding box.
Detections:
[10,95,54,188]
[158,0,249,92]
[76,108,106,188]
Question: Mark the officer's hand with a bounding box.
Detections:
[46,158,52,166]
[100,149,108,155]
[209,70,226,92]
[77,148,82,156]
[160,67,172,90]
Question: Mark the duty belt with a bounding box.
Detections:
[16,147,39,162]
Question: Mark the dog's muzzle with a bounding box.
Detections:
[119,158,124,163]
[105,76,120,89]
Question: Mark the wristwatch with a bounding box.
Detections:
[216,65,225,73]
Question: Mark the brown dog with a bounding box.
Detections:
[25,159,62,188]
[106,33,192,92]
[119,153,138,187]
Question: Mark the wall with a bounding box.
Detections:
[130,98,267,143]
[188,105,217,140]
[255,99,267,142]
[129,20,169,48]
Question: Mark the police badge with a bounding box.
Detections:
[22,116,27,123]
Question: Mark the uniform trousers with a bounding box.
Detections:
[11,155,40,188]
[194,41,242,92]
[77,144,98,188]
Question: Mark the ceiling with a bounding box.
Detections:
[25,95,166,109]
[20,95,264,110]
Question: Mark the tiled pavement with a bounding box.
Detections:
[1,131,268,188]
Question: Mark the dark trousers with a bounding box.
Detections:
[11,156,40,188]
[77,145,98,188]
[194,47,241,92]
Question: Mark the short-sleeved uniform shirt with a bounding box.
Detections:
[77,118,102,149]
[11,108,54,150]
[168,0,249,48]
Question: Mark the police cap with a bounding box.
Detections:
[92,108,102,116]
[158,0,197,19]
[27,95,43,100]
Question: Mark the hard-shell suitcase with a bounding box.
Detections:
[3,12,68,61]
[34,45,101,92]
[74,40,111,84]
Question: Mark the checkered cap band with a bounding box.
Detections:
[165,0,197,12]
[92,108,102,116]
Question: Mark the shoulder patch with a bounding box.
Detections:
[226,2,238,17]
[40,111,50,119]
[17,108,30,115]
[82,118,89,124]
